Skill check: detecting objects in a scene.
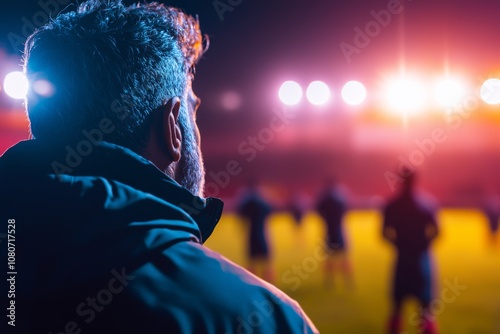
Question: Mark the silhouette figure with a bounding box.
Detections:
[287,190,307,226]
[237,178,275,282]
[383,172,439,334]
[286,190,308,247]
[315,178,353,288]
[483,191,500,248]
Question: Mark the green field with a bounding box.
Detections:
[205,209,500,334]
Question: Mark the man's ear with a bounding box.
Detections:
[162,97,182,163]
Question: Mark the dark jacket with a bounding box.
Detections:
[0,139,318,334]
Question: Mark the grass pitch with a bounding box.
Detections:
[205,209,500,334]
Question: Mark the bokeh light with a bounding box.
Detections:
[341,80,367,106]
[278,81,302,105]
[3,71,29,100]
[480,78,500,105]
[221,91,242,111]
[434,79,465,107]
[32,79,55,98]
[386,78,426,113]
[306,81,331,106]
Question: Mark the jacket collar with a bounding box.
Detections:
[1,139,224,243]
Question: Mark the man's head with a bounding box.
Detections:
[23,0,207,195]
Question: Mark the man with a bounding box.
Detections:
[0,1,318,333]
[383,172,439,334]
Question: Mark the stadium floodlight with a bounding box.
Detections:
[3,71,29,100]
[306,81,330,106]
[434,79,465,107]
[480,78,500,105]
[341,80,366,106]
[278,81,303,106]
[385,78,426,113]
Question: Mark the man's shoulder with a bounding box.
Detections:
[123,240,318,333]
[132,240,299,307]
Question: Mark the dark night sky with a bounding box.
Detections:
[3,1,500,119]
[4,1,500,104]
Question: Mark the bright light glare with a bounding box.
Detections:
[435,79,465,107]
[386,79,426,113]
[341,81,366,105]
[306,81,330,105]
[3,71,29,100]
[480,78,500,105]
[278,81,302,105]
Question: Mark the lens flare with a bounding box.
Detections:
[435,79,465,107]
[386,78,426,113]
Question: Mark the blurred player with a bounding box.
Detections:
[237,178,275,282]
[288,190,307,227]
[286,190,308,248]
[383,171,439,334]
[482,191,500,248]
[315,178,353,288]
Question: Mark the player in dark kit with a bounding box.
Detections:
[482,192,500,248]
[237,179,275,282]
[383,172,439,334]
[315,179,352,287]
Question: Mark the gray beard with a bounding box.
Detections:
[175,120,205,196]
[173,96,205,197]
[176,139,205,197]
